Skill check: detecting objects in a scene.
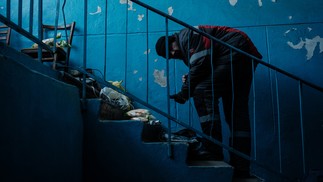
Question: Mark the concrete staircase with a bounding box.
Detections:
[83,99,234,182]
[0,45,239,182]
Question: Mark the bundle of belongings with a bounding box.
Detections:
[99,81,133,120]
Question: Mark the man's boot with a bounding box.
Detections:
[200,121,224,161]
[230,137,251,178]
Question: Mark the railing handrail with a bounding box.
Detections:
[0,14,53,54]
[1,1,318,180]
[131,0,323,93]
[69,66,292,181]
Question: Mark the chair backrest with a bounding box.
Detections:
[0,24,11,46]
[42,21,76,60]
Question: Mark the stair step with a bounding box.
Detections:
[83,102,234,182]
[187,160,232,168]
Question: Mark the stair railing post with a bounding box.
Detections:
[165,17,173,158]
[37,0,43,63]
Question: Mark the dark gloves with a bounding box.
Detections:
[170,92,187,104]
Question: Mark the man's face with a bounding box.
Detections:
[169,41,183,59]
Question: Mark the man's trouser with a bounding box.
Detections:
[193,56,255,175]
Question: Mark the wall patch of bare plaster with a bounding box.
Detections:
[120,0,136,11]
[138,14,144,21]
[89,6,102,15]
[285,28,323,60]
[168,7,174,16]
[133,70,143,81]
[258,0,263,7]
[229,0,276,7]
[153,69,167,87]
[229,0,238,6]
[144,49,151,55]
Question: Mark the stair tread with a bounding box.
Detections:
[187,160,232,168]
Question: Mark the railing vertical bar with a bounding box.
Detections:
[210,39,215,135]
[252,59,257,160]
[124,0,129,90]
[298,81,306,175]
[230,48,234,145]
[6,0,10,20]
[38,0,43,63]
[165,18,172,158]
[274,71,282,173]
[145,8,149,102]
[52,0,61,69]
[187,32,191,127]
[82,0,88,99]
[103,0,108,79]
[29,0,34,33]
[18,0,22,27]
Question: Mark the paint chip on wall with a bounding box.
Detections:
[258,0,263,7]
[229,0,276,7]
[153,69,167,87]
[89,6,102,15]
[120,0,136,11]
[168,7,174,16]
[144,49,150,55]
[229,0,238,6]
[287,36,323,60]
[138,14,144,21]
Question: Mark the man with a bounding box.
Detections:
[155,25,262,178]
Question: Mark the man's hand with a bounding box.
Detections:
[182,74,188,84]
[169,92,186,104]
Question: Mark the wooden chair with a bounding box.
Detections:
[0,24,11,46]
[21,21,76,70]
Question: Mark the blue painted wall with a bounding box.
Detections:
[1,0,323,180]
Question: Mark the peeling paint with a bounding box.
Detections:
[138,14,144,21]
[168,7,174,16]
[258,0,263,7]
[288,16,293,20]
[153,69,167,87]
[287,38,305,50]
[89,6,102,15]
[287,36,323,60]
[154,58,158,62]
[229,0,238,6]
[144,49,150,55]
[133,70,138,74]
[308,27,312,32]
[139,77,143,81]
[284,28,297,36]
[120,0,136,11]
[229,0,276,7]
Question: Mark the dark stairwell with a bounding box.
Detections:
[1,1,323,182]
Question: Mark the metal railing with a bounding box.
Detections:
[1,0,323,181]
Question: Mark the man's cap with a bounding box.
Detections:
[155,36,175,58]
[155,36,167,58]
